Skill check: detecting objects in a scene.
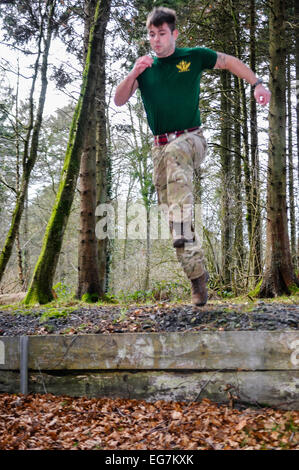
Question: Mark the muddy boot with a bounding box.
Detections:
[172,222,194,248]
[191,271,209,306]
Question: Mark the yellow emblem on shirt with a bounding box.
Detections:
[176,60,191,72]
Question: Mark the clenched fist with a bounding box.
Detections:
[131,56,154,79]
[254,84,271,107]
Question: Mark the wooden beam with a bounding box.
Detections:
[0,331,298,371]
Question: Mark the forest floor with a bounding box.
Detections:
[0,295,298,450]
[0,393,298,450]
[0,294,298,336]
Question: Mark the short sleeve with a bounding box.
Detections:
[195,47,217,70]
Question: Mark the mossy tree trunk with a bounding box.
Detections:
[24,0,111,305]
[258,0,299,297]
[0,0,55,285]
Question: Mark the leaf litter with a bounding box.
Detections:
[0,394,298,450]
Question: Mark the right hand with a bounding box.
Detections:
[131,56,153,78]
[254,84,271,107]
[114,56,153,107]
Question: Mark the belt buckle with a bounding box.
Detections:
[168,132,176,143]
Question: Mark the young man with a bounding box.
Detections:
[114,7,270,306]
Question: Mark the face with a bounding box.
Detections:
[148,22,178,58]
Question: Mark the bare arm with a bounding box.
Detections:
[114,72,139,107]
[214,52,271,106]
[114,56,153,107]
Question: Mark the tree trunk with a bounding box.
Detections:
[77,99,102,300]
[126,99,155,294]
[233,75,245,291]
[249,0,262,282]
[23,193,29,290]
[95,0,111,294]
[258,0,299,297]
[229,1,245,291]
[0,0,55,284]
[121,177,135,280]
[220,70,233,289]
[15,60,25,289]
[286,54,296,268]
[24,0,111,305]
[144,207,151,292]
[77,0,111,301]
[295,0,299,268]
[295,0,299,183]
[240,78,252,273]
[229,0,251,276]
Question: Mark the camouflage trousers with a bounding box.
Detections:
[152,128,207,280]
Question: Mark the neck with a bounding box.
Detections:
[156,45,176,58]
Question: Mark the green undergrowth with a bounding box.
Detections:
[224,292,299,306]
[0,279,298,317]
[247,280,299,299]
[38,307,76,323]
[117,280,191,304]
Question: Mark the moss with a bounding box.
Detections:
[247,279,263,299]
[23,285,54,305]
[0,197,24,281]
[288,284,299,295]
[39,307,76,323]
[96,293,118,305]
[81,293,100,303]
[0,304,32,314]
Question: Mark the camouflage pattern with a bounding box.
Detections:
[152,128,207,280]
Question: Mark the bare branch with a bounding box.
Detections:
[0,174,17,194]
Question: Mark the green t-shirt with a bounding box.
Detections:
[137,47,217,135]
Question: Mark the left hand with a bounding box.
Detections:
[254,84,271,106]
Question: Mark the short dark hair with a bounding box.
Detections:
[146,7,177,32]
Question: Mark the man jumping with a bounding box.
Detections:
[114,6,270,306]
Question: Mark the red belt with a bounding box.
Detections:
[154,127,200,146]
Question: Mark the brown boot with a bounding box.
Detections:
[191,271,209,306]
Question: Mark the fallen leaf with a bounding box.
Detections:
[235,418,248,431]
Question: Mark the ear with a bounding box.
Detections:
[173,29,179,40]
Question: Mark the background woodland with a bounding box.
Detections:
[0,0,298,304]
